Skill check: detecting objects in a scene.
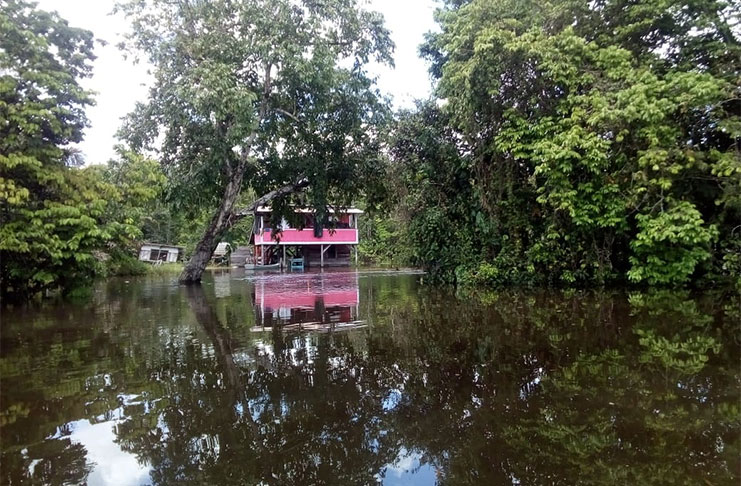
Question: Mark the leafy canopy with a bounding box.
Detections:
[0,0,118,297]
[386,0,741,286]
[116,0,394,224]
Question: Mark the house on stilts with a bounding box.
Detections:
[247,206,362,268]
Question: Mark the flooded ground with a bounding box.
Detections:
[1,269,739,485]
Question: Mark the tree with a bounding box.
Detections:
[398,0,741,286]
[0,0,117,298]
[101,147,191,246]
[387,102,480,280]
[116,0,393,283]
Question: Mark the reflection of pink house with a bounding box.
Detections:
[259,288,359,309]
[249,206,362,267]
[253,273,360,327]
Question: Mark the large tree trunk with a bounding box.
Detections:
[179,177,310,284]
[179,176,243,284]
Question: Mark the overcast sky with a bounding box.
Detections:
[35,0,439,165]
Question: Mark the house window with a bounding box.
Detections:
[149,249,169,261]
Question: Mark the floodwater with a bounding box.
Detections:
[1,270,739,485]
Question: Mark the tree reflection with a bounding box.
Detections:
[379,290,740,485]
[1,438,90,485]
[1,275,738,485]
[113,284,401,484]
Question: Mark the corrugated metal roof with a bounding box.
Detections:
[140,242,184,250]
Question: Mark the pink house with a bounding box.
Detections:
[248,206,362,267]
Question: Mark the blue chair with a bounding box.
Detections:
[290,257,304,271]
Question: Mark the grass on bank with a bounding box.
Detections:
[108,253,236,278]
[107,254,183,277]
[147,263,185,275]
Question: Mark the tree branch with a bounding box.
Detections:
[233,61,274,174]
[232,178,310,219]
[275,107,300,123]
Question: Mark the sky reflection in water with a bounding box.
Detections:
[1,270,738,485]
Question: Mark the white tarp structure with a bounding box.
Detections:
[138,243,182,263]
[213,242,231,257]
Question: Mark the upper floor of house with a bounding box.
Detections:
[251,206,362,245]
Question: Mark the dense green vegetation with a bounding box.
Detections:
[0,0,209,297]
[0,1,127,297]
[1,0,739,298]
[377,0,740,287]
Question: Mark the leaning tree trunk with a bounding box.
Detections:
[179,176,310,284]
[180,63,280,284]
[179,176,243,284]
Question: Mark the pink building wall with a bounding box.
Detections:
[254,228,358,245]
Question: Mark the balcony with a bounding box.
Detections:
[254,228,358,245]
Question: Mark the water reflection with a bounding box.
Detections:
[66,415,150,486]
[252,272,361,331]
[0,272,739,485]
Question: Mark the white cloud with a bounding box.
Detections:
[367,0,438,108]
[36,0,151,165]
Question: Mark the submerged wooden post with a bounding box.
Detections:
[320,244,324,268]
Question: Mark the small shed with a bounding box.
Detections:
[138,243,183,263]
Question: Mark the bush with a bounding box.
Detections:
[106,253,149,277]
[456,239,537,287]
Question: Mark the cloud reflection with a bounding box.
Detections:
[68,419,151,486]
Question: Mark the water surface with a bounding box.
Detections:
[1,270,739,485]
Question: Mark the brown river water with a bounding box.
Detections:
[1,269,739,485]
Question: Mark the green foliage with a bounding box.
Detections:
[103,148,166,241]
[105,251,149,277]
[385,102,485,281]
[357,214,412,266]
[456,240,535,287]
[720,238,741,290]
[116,0,393,235]
[100,146,196,252]
[0,3,189,297]
[628,201,718,285]
[0,1,113,298]
[384,0,741,287]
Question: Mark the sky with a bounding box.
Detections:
[34,0,439,165]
